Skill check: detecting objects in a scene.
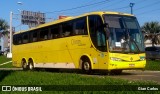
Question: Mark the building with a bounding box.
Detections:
[144,33,160,47]
[0,35,9,51]
[0,37,2,51]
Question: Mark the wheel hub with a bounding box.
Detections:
[84,62,90,70]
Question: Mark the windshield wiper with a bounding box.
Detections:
[124,28,140,53]
[129,37,140,52]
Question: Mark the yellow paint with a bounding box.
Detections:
[12,11,146,70]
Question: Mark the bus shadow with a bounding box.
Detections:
[0,70,13,82]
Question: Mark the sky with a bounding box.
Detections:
[0,0,160,31]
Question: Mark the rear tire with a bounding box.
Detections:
[22,59,28,71]
[28,60,34,70]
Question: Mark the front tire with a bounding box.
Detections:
[82,59,92,74]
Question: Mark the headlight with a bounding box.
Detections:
[140,58,145,60]
[140,56,145,60]
[110,57,122,61]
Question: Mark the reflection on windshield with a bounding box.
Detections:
[104,15,145,53]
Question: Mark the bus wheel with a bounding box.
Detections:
[81,58,92,74]
[28,59,34,70]
[22,59,28,71]
[110,70,122,75]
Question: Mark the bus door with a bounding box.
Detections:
[88,15,109,69]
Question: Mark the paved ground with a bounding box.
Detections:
[109,70,160,84]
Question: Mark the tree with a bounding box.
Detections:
[0,18,9,37]
[141,21,160,46]
[141,21,160,34]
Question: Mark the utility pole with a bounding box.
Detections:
[7,2,23,58]
[130,3,135,14]
[7,11,13,58]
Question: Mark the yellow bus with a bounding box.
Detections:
[12,11,146,74]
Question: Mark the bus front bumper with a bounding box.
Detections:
[108,60,146,70]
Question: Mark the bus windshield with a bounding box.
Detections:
[103,15,145,53]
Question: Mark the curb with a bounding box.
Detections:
[123,70,160,73]
[0,68,23,70]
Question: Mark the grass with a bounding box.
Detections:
[145,60,160,71]
[0,55,12,64]
[1,71,157,85]
[0,71,159,94]
[0,62,13,68]
[0,55,13,68]
[0,56,160,93]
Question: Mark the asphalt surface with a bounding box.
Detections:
[109,70,160,84]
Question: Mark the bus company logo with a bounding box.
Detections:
[2,86,11,91]
[130,57,133,61]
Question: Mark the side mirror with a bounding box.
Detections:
[104,23,110,40]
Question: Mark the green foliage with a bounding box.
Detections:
[0,56,12,64]
[141,21,160,33]
[0,62,13,68]
[0,56,12,68]
[0,18,9,36]
[142,21,160,45]
[0,71,159,94]
[145,60,160,71]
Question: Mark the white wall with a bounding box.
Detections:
[0,37,3,51]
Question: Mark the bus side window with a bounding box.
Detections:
[50,25,60,39]
[22,33,29,44]
[13,35,22,45]
[64,32,70,37]
[18,38,22,44]
[13,35,18,45]
[73,17,87,35]
[62,21,73,37]
[32,31,38,42]
[39,28,49,41]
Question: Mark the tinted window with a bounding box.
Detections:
[62,21,73,37]
[31,31,38,42]
[73,17,87,35]
[13,35,18,45]
[50,25,60,39]
[39,28,49,41]
[22,33,29,43]
[13,16,88,45]
[145,47,151,51]
[152,47,160,51]
[89,15,106,52]
[145,47,160,51]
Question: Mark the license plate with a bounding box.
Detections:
[129,64,135,67]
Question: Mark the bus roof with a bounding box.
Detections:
[14,11,134,35]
